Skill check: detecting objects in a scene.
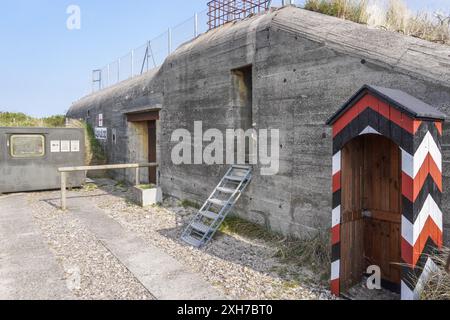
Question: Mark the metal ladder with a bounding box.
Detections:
[181,165,253,248]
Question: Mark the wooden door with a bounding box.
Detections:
[341,137,365,291]
[148,120,157,184]
[362,135,402,288]
[340,135,402,292]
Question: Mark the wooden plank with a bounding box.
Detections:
[341,136,365,292]
[61,172,67,211]
[148,121,157,184]
[58,163,158,172]
[369,210,401,223]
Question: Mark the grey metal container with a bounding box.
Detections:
[0,127,85,194]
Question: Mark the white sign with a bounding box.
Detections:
[95,127,108,140]
[98,114,103,127]
[50,140,61,153]
[61,140,71,152]
[71,140,80,152]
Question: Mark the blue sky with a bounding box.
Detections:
[0,0,448,117]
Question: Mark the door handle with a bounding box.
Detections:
[362,210,372,218]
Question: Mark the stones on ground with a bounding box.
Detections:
[28,192,154,300]
[90,179,334,300]
[25,178,334,300]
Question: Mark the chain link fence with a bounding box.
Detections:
[91,1,296,92]
[92,9,210,92]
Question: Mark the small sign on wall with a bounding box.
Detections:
[50,141,61,153]
[50,140,80,153]
[71,140,80,152]
[95,127,108,140]
[60,140,71,152]
[98,114,103,127]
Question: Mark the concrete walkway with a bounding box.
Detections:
[65,194,223,300]
[0,194,73,300]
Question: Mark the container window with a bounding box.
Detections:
[10,135,45,158]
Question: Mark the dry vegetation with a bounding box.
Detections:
[219,216,331,282]
[67,119,107,165]
[304,0,450,44]
[421,248,450,300]
[0,112,66,127]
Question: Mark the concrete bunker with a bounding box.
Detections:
[66,6,450,264]
[327,85,446,300]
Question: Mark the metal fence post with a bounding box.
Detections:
[168,28,172,55]
[118,58,121,82]
[92,71,95,93]
[135,167,140,186]
[147,41,150,72]
[61,172,67,211]
[194,13,199,37]
[107,64,110,86]
[131,49,135,77]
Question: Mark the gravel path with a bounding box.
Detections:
[25,179,333,300]
[87,179,332,300]
[28,191,154,300]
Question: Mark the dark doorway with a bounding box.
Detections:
[340,134,402,293]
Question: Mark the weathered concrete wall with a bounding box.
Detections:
[68,68,163,182]
[67,7,450,244]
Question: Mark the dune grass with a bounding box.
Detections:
[303,0,450,45]
[420,248,450,300]
[0,112,66,128]
[304,0,369,24]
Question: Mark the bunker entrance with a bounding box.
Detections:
[126,110,159,184]
[340,134,402,293]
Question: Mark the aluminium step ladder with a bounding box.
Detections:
[181,165,253,248]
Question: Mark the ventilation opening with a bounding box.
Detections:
[231,65,253,110]
[231,65,253,164]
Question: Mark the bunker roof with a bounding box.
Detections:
[327,84,447,125]
[68,6,450,116]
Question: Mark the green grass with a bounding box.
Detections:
[115,180,128,188]
[138,184,156,190]
[219,216,331,281]
[219,216,279,241]
[180,199,201,209]
[83,183,98,192]
[0,112,66,128]
[83,122,106,162]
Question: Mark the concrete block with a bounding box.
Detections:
[131,186,163,207]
